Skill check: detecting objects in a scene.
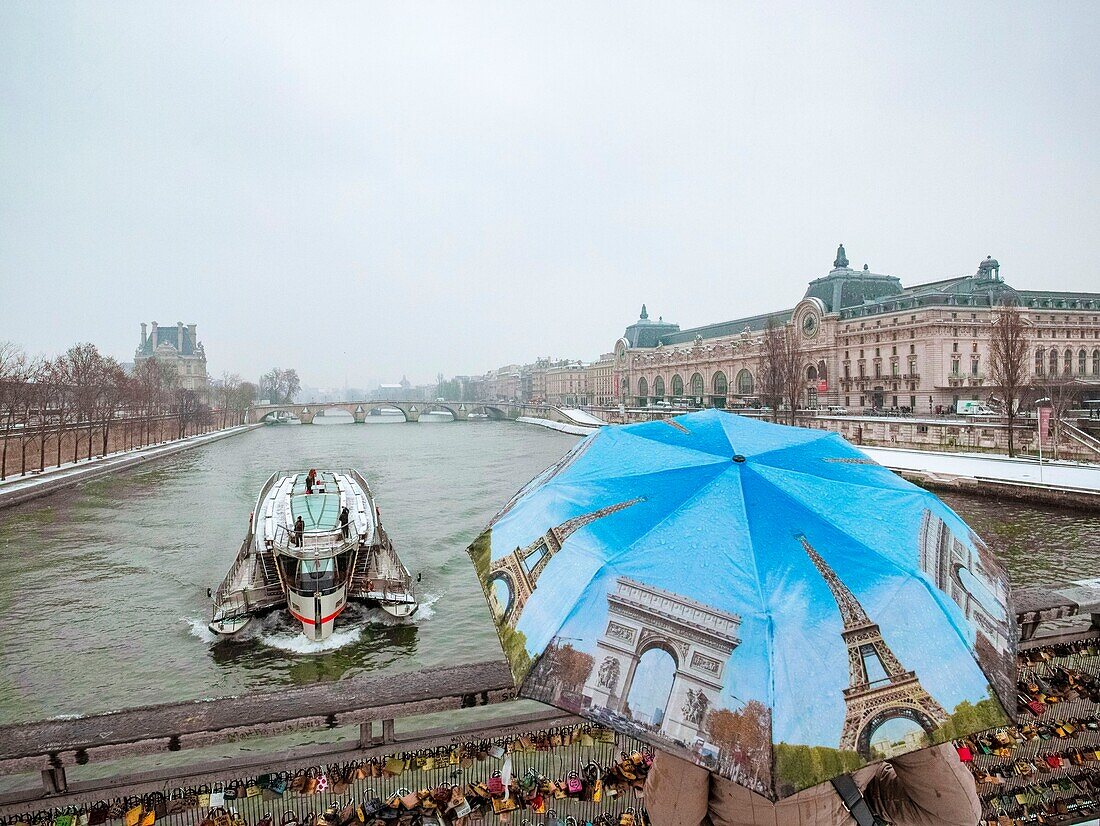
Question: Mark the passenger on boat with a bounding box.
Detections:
[305,470,314,494]
[339,506,350,539]
[293,515,305,547]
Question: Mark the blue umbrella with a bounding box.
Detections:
[467,409,1014,799]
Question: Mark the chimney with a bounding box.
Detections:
[151,321,158,346]
[177,322,184,350]
[141,323,147,348]
[188,324,197,348]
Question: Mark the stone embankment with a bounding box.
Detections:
[0,424,263,510]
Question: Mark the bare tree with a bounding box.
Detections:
[174,388,200,438]
[94,358,130,457]
[0,342,30,480]
[260,368,301,404]
[780,328,805,425]
[988,303,1030,457]
[15,357,48,475]
[759,319,804,424]
[233,381,258,425]
[759,320,786,423]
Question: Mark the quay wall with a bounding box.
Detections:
[0,423,263,510]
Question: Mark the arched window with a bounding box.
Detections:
[712,371,728,395]
[1035,348,1045,376]
[1079,350,1088,375]
[690,372,704,400]
[671,374,684,397]
[653,376,665,399]
[1094,349,1100,377]
[736,369,754,395]
[806,365,818,381]
[1064,348,1073,375]
[1050,349,1058,375]
[817,360,828,382]
[637,377,649,405]
[622,377,630,399]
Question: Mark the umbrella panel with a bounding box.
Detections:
[468,410,1014,799]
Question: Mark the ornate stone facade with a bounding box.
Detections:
[613,247,1100,413]
[134,321,208,393]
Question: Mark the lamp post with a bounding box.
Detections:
[1035,397,1051,484]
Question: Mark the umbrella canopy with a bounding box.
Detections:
[467,409,1014,799]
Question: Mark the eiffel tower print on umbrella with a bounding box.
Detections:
[797,534,948,757]
[466,409,1014,800]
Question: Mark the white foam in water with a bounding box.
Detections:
[416,591,441,620]
[184,616,219,644]
[259,625,363,653]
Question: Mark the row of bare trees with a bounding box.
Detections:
[0,342,257,480]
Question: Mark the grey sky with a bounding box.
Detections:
[2,2,1097,388]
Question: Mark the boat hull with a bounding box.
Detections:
[287,586,347,641]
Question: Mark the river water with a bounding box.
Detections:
[0,419,1097,725]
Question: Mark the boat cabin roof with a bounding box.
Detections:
[291,493,342,531]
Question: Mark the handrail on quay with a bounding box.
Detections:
[3,579,1100,814]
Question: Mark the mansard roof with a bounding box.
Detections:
[622,249,1100,347]
[622,305,681,348]
[658,309,793,345]
[138,324,199,356]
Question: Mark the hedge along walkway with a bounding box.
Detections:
[0,424,264,510]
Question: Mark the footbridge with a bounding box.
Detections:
[248,400,603,427]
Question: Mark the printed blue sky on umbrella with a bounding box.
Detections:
[470,409,1013,797]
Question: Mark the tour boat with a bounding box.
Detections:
[208,469,418,641]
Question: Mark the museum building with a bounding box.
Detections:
[613,246,1100,413]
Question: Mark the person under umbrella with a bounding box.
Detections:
[645,743,980,825]
[466,410,1014,813]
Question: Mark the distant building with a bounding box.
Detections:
[134,321,208,393]
[613,247,1100,412]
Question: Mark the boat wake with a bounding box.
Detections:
[183,616,219,644]
[259,625,364,654]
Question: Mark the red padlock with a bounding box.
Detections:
[487,772,505,796]
[566,772,583,795]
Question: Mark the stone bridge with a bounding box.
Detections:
[247,400,595,426]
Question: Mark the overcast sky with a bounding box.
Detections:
[2,2,1097,388]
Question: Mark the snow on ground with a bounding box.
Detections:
[860,445,1100,492]
[517,417,598,437]
[561,408,608,426]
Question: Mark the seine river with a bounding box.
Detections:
[1,418,1097,725]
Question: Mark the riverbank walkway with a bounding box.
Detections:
[859,445,1099,508]
[0,423,263,509]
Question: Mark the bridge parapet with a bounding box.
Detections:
[248,401,516,424]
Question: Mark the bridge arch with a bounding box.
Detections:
[856,707,937,761]
[314,406,356,424]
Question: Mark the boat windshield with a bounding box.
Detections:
[295,557,336,592]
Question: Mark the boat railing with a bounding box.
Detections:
[209,536,253,617]
[269,523,360,558]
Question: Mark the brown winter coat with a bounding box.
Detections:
[644,743,981,826]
